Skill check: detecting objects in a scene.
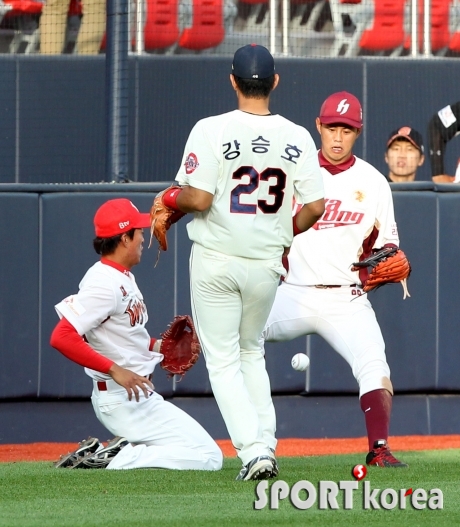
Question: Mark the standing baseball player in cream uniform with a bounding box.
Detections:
[50,198,223,471]
[157,44,325,480]
[262,91,408,468]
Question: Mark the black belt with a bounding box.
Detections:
[314,284,358,289]
[97,374,152,391]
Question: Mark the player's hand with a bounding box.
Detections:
[108,363,154,402]
[432,174,455,183]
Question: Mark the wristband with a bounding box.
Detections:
[162,187,183,211]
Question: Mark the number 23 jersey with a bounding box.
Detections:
[175,109,324,259]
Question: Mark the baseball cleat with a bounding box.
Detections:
[54,437,101,468]
[235,455,277,481]
[269,449,279,477]
[366,439,408,468]
[70,436,128,469]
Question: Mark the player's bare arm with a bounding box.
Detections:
[432,175,455,183]
[108,363,154,402]
[294,198,325,233]
[175,185,213,213]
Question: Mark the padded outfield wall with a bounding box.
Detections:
[1,55,460,442]
[0,182,460,443]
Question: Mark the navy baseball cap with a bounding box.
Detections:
[232,44,275,80]
[387,126,424,153]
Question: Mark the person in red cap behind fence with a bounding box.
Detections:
[261,91,410,468]
[50,198,222,471]
[385,126,425,183]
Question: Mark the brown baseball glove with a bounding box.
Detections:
[351,247,411,299]
[149,186,186,254]
[159,315,200,379]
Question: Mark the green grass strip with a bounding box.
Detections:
[0,449,458,527]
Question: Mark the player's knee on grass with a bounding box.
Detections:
[208,446,224,471]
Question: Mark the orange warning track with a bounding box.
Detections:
[1,435,460,462]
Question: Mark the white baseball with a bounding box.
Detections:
[291,353,310,372]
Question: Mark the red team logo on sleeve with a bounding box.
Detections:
[185,153,199,174]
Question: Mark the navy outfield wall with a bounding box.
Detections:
[0,56,460,185]
[1,182,460,442]
[3,181,456,400]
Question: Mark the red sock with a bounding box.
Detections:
[360,389,392,451]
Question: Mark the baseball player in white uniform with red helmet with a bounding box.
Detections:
[262,91,408,468]
[50,198,223,471]
[156,44,325,480]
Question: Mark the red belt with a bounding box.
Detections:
[97,374,152,391]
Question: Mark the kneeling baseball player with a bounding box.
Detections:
[50,198,222,471]
[262,92,410,468]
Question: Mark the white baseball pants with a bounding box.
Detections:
[91,379,223,470]
[190,243,285,466]
[262,282,391,397]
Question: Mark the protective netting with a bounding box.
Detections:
[0,0,459,58]
[0,1,459,184]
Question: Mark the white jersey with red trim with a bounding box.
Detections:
[54,261,162,380]
[175,109,324,260]
[285,156,399,286]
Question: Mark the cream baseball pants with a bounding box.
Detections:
[262,283,391,398]
[190,242,285,466]
[91,379,223,470]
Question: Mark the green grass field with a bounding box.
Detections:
[1,450,459,527]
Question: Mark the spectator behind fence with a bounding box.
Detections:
[428,101,460,183]
[385,127,425,183]
[40,0,105,54]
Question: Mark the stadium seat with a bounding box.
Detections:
[1,0,44,53]
[449,30,460,52]
[2,0,83,53]
[431,0,452,52]
[144,0,180,50]
[100,0,180,52]
[2,0,42,17]
[358,0,405,54]
[178,0,225,50]
[403,0,452,55]
[328,0,374,56]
